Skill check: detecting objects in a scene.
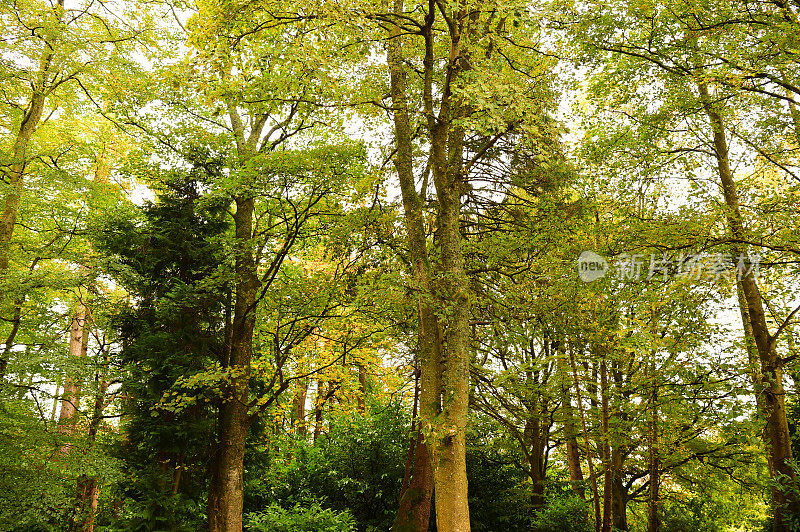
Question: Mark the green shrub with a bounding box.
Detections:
[245,502,356,532]
[244,402,408,531]
[660,496,722,532]
[530,496,593,532]
[465,447,533,531]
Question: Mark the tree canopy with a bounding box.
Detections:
[1,0,799,531]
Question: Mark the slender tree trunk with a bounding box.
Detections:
[51,375,62,420]
[0,0,63,274]
[208,196,258,532]
[203,46,294,526]
[313,379,326,443]
[609,361,629,532]
[395,367,434,532]
[737,282,772,476]
[68,125,120,532]
[293,379,308,437]
[559,347,585,499]
[600,358,612,532]
[357,365,367,413]
[386,2,438,529]
[72,476,100,532]
[172,455,184,495]
[647,383,659,532]
[208,460,221,532]
[0,302,22,381]
[564,425,585,497]
[610,447,628,531]
[786,90,800,141]
[395,437,436,532]
[399,369,420,497]
[71,356,108,532]
[697,79,799,528]
[58,306,89,446]
[0,1,64,383]
[569,343,601,532]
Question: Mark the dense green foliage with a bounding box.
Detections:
[96,171,228,531]
[245,503,356,532]
[1,0,799,530]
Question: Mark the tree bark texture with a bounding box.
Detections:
[58,306,89,444]
[600,358,612,532]
[386,2,438,529]
[208,196,258,532]
[697,78,799,528]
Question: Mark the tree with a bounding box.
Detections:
[566,0,800,524]
[107,3,375,528]
[0,0,147,378]
[96,169,229,530]
[375,2,558,528]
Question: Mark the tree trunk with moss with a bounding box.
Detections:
[208,196,257,532]
[58,306,89,444]
[386,3,438,529]
[697,78,799,529]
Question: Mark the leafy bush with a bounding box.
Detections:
[659,497,715,532]
[530,495,593,532]
[465,447,533,531]
[97,489,205,532]
[245,503,356,532]
[245,402,408,531]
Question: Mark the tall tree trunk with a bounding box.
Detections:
[72,476,100,532]
[293,379,308,437]
[357,365,367,413]
[647,381,659,532]
[398,368,420,495]
[386,2,438,529]
[697,78,799,528]
[58,305,89,444]
[0,0,65,379]
[388,2,482,529]
[69,124,120,532]
[0,0,63,275]
[71,355,108,532]
[609,360,629,532]
[610,447,628,531]
[558,347,585,499]
[51,374,62,420]
[525,416,547,508]
[569,343,601,532]
[429,101,471,532]
[0,302,22,381]
[395,366,435,532]
[786,90,800,141]
[600,358,612,532]
[208,196,258,532]
[313,379,326,443]
[426,8,474,528]
[395,437,436,532]
[737,282,772,475]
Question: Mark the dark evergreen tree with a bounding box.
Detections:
[95,166,230,530]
